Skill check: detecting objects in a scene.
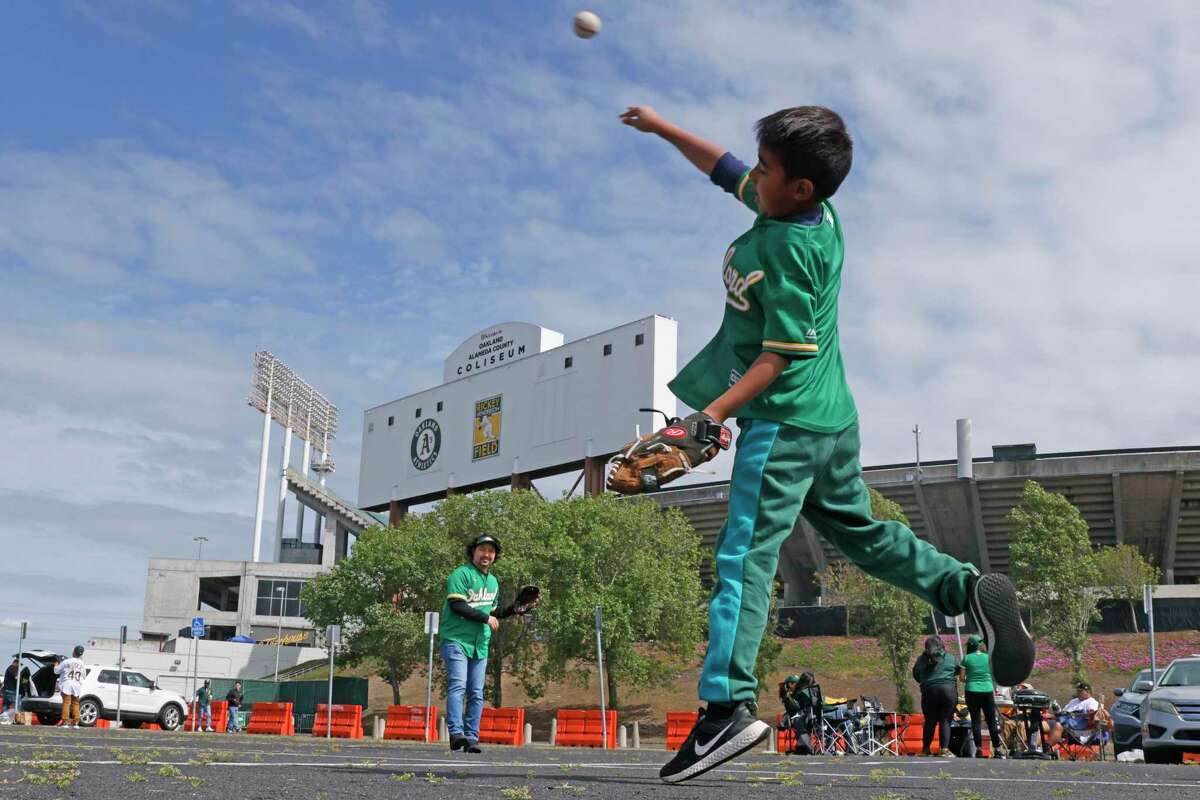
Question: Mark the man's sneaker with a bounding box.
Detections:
[449,735,469,751]
[968,573,1035,686]
[659,702,770,784]
[465,741,482,754]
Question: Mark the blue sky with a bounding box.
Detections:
[3,1,1198,655]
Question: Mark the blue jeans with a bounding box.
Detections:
[226,705,239,732]
[198,704,212,729]
[2,689,14,711]
[440,641,487,741]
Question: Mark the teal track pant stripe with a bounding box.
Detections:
[698,420,779,703]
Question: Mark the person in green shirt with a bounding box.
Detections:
[960,634,1002,757]
[620,103,1035,783]
[195,680,213,732]
[439,534,536,753]
[911,636,959,756]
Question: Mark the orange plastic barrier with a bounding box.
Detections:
[383,705,438,742]
[666,711,699,751]
[312,704,364,739]
[775,713,797,753]
[185,700,229,732]
[478,707,525,746]
[894,713,925,755]
[245,702,295,736]
[555,709,617,748]
[94,719,110,729]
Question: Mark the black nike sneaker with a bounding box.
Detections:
[659,701,770,784]
[968,573,1035,687]
[449,735,469,751]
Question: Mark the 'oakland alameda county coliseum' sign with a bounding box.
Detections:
[442,323,564,382]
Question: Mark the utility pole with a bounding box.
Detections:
[273,585,286,681]
[193,536,208,561]
[913,424,923,481]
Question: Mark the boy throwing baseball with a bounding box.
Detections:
[617,105,1034,783]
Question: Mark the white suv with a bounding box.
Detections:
[17,652,189,731]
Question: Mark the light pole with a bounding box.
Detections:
[273,585,285,682]
[193,536,208,561]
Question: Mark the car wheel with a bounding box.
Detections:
[1145,748,1183,765]
[159,704,183,731]
[78,699,100,727]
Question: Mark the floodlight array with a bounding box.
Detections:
[248,351,338,451]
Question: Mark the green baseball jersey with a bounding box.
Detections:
[670,163,857,433]
[439,563,500,659]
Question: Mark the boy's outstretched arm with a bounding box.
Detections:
[620,106,725,176]
[702,352,789,424]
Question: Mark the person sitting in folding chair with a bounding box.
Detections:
[780,672,823,755]
[1058,682,1108,760]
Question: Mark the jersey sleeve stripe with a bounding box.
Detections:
[736,171,753,203]
[446,593,468,601]
[763,340,819,353]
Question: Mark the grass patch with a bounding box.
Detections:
[501,788,534,800]
[127,772,147,782]
[870,767,907,784]
[389,772,414,782]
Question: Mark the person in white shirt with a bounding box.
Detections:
[54,646,87,728]
[1061,682,1100,714]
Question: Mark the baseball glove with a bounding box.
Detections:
[606,411,732,495]
[512,585,540,614]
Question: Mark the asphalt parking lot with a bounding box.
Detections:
[1,726,1198,799]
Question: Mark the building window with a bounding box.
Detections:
[564,356,573,369]
[256,579,307,618]
[415,408,422,419]
[436,401,443,412]
[635,333,645,346]
[603,343,612,356]
[367,421,374,433]
[387,416,394,427]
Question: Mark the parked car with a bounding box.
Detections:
[1140,656,1200,764]
[1110,668,1165,755]
[15,651,188,730]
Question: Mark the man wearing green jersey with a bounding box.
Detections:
[439,534,535,753]
[620,104,1035,783]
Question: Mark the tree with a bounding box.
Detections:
[533,493,707,709]
[1094,544,1161,633]
[816,561,872,636]
[1008,480,1100,683]
[300,519,457,704]
[863,488,929,714]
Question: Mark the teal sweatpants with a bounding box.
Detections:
[699,419,977,705]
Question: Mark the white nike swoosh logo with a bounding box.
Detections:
[693,720,736,756]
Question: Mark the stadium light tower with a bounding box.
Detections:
[248,352,338,562]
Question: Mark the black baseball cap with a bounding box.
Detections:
[1075,681,1091,691]
[467,534,502,558]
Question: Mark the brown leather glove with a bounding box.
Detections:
[606,412,732,494]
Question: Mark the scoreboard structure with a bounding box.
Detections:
[358,315,678,517]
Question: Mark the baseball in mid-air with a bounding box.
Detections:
[573,10,602,39]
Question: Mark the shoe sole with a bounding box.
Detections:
[970,573,1035,686]
[660,720,770,784]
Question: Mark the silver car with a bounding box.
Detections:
[1140,656,1200,764]
[1110,668,1165,755]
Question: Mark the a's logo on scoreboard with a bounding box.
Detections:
[411,418,441,471]
[472,395,503,461]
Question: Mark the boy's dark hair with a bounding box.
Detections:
[755,106,853,200]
